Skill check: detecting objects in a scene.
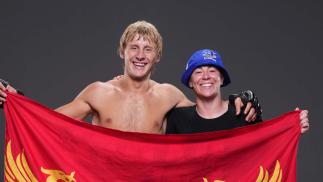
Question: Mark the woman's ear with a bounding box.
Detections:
[189,80,193,88]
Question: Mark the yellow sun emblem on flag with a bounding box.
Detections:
[4,140,76,182]
[256,160,282,182]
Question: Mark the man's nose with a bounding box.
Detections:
[136,50,145,61]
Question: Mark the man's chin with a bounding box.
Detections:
[129,73,150,81]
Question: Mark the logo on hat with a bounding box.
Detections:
[202,50,217,61]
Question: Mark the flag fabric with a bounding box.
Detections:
[3,92,301,182]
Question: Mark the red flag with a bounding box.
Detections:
[3,92,300,181]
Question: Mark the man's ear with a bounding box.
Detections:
[120,52,124,59]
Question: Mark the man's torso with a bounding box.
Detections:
[87,80,180,134]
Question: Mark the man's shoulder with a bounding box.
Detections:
[153,82,181,93]
[153,83,186,100]
[83,81,119,96]
[88,81,114,90]
[152,82,193,107]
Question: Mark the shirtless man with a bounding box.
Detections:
[0,21,258,134]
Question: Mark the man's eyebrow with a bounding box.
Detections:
[128,44,139,47]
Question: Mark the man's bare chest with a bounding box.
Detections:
[92,94,170,128]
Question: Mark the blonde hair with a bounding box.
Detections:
[118,20,163,60]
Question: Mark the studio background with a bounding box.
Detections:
[1,0,322,180]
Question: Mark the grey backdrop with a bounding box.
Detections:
[1,0,322,180]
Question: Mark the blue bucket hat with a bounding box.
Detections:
[181,49,231,88]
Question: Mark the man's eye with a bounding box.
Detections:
[145,48,153,52]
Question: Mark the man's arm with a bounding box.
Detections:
[0,78,93,120]
[161,84,193,108]
[55,83,101,120]
[55,97,92,121]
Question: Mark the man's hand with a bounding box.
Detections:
[295,107,309,134]
[229,90,262,122]
[0,79,18,107]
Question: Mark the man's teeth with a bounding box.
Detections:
[134,63,146,67]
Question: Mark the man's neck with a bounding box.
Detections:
[195,96,228,119]
[121,75,152,93]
